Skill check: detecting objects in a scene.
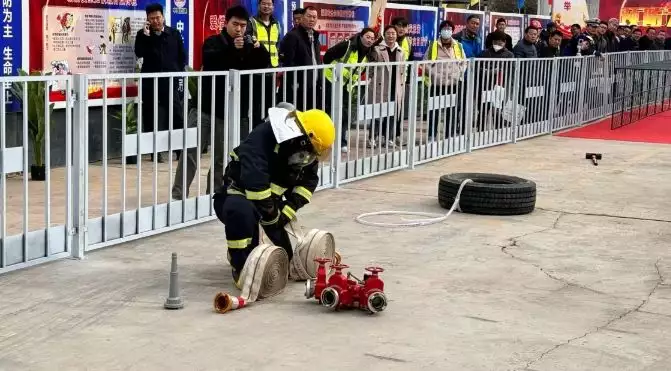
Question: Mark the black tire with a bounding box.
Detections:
[438,173,536,215]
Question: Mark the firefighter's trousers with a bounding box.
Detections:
[213,193,293,272]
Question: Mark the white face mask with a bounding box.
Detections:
[493,45,504,51]
[440,29,452,40]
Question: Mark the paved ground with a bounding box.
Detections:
[0,134,670,371]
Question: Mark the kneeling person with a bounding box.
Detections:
[213,106,336,287]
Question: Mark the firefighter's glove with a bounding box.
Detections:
[254,198,280,226]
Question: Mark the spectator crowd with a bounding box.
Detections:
[133,2,671,199]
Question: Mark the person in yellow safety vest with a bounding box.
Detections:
[323,28,377,153]
[246,0,281,68]
[422,20,468,142]
[245,0,281,130]
[392,17,412,61]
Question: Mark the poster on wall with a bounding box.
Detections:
[42,6,153,76]
[600,0,670,28]
[526,15,552,30]
[172,0,190,63]
[1,0,23,111]
[384,4,437,59]
[193,0,287,69]
[551,0,589,36]
[300,0,370,57]
[488,13,524,46]
[29,0,193,99]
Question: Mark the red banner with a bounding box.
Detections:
[599,0,671,29]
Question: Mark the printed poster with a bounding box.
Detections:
[552,0,590,36]
[1,0,23,111]
[302,0,370,56]
[43,6,150,75]
[193,0,288,69]
[384,5,437,59]
[526,15,552,30]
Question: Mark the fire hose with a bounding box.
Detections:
[214,220,340,313]
[354,179,473,227]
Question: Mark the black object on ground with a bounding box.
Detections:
[438,173,536,215]
[585,152,602,166]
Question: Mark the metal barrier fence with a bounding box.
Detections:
[1,50,670,274]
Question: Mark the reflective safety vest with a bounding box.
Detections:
[400,37,411,61]
[324,40,368,92]
[251,17,280,67]
[423,39,466,86]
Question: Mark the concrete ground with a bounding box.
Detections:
[0,134,670,371]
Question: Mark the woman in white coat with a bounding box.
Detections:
[366,25,407,149]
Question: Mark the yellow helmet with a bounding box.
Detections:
[294,109,336,159]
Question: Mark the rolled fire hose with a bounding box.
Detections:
[354,179,473,227]
[214,220,339,314]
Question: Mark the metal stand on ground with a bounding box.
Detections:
[164,252,184,310]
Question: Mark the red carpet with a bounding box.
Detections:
[557,110,671,144]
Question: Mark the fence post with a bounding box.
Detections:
[332,63,344,188]
[228,70,241,150]
[576,57,588,126]
[600,54,610,120]
[511,59,522,144]
[71,74,88,260]
[464,59,475,152]
[547,58,559,135]
[406,61,419,170]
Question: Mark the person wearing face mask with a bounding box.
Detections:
[324,28,377,153]
[366,25,406,149]
[422,20,467,142]
[479,31,514,58]
[475,31,513,131]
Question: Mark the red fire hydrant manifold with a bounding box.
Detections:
[304,257,388,314]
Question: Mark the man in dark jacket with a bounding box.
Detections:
[278,6,324,110]
[538,30,563,58]
[171,5,269,200]
[513,26,539,58]
[134,3,187,162]
[213,106,335,286]
[619,28,642,51]
[278,6,322,112]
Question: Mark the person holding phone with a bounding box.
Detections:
[134,3,187,163]
[171,5,270,201]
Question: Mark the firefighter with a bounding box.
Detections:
[212,103,336,287]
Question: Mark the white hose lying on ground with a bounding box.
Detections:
[213,220,339,314]
[354,179,473,227]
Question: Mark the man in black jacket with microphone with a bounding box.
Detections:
[171,5,270,201]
